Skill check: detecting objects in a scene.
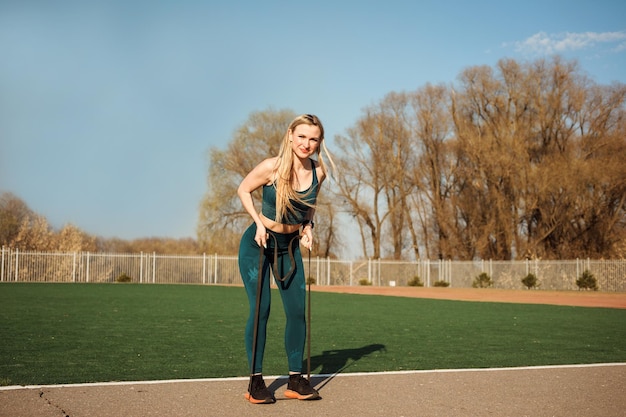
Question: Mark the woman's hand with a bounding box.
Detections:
[301,226,313,251]
[255,222,268,248]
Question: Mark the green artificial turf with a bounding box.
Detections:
[0,283,624,385]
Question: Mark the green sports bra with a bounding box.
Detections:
[261,162,319,225]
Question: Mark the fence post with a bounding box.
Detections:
[14,248,19,282]
[326,257,330,286]
[1,246,4,282]
[202,253,206,285]
[349,261,353,286]
[437,259,441,283]
[525,258,529,276]
[86,252,90,283]
[441,259,445,284]
[140,252,144,283]
[214,253,218,284]
[72,252,77,283]
[152,252,156,283]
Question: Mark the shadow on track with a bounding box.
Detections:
[267,343,387,394]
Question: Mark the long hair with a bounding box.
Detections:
[273,114,335,222]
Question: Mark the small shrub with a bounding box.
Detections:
[521,273,538,289]
[433,280,450,287]
[576,270,598,291]
[116,273,132,283]
[306,276,316,285]
[472,272,493,288]
[407,276,424,287]
[359,278,372,286]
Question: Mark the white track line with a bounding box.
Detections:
[2,362,624,391]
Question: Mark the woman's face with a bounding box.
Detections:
[289,123,321,160]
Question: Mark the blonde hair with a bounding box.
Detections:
[273,114,335,222]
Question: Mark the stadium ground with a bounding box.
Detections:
[1,287,624,417]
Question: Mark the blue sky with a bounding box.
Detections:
[1,0,625,247]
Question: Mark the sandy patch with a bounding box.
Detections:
[312,286,626,309]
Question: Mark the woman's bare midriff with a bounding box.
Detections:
[260,213,301,234]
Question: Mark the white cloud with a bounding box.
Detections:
[513,31,626,55]
[614,41,626,52]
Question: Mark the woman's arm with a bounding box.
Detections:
[237,157,276,248]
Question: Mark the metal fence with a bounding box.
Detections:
[1,247,625,292]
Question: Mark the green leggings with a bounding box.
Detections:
[238,224,306,374]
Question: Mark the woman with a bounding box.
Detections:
[237,114,333,404]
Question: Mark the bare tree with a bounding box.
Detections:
[557,81,626,258]
[56,223,97,252]
[451,63,529,259]
[0,192,33,247]
[512,58,626,259]
[447,57,626,260]
[334,124,384,259]
[333,92,414,259]
[11,214,55,251]
[407,84,456,259]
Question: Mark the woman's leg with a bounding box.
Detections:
[275,242,307,373]
[239,224,271,375]
[276,240,319,400]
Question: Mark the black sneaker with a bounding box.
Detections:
[245,375,276,404]
[284,374,320,400]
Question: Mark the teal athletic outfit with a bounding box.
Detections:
[238,161,319,374]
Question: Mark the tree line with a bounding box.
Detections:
[199,56,626,260]
[3,56,624,260]
[0,192,200,254]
